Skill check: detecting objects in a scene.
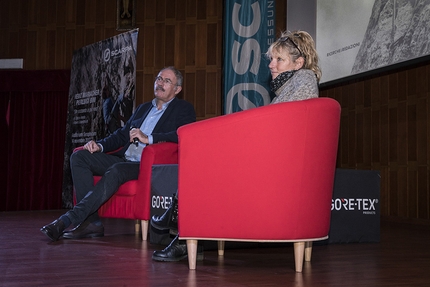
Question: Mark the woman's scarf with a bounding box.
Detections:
[270,70,297,92]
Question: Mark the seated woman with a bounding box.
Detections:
[151,30,322,262]
[268,30,321,103]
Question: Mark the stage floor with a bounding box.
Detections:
[1,210,430,286]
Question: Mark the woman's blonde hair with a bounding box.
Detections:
[266,30,322,82]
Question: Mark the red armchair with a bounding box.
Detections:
[177,98,341,272]
[73,142,178,240]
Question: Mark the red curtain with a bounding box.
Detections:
[0,70,70,211]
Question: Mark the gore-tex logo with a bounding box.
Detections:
[152,195,173,210]
[332,198,379,215]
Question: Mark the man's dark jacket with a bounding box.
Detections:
[97,97,196,157]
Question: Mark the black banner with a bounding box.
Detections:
[62,29,139,208]
[327,169,381,243]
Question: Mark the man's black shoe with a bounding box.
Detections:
[63,220,104,239]
[152,234,203,262]
[40,219,65,241]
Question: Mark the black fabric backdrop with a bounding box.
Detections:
[0,70,70,211]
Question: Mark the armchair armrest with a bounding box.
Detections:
[137,142,179,185]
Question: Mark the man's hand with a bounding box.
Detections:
[130,128,149,145]
[83,140,101,153]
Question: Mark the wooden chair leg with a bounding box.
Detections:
[187,240,198,269]
[305,241,313,262]
[135,219,140,233]
[293,242,305,272]
[141,220,148,241]
[217,241,225,256]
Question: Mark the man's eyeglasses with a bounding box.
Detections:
[155,76,175,86]
[280,35,304,57]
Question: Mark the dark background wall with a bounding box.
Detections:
[320,62,430,224]
[1,0,429,223]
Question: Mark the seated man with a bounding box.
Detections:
[41,66,196,241]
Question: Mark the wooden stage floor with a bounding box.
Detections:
[1,210,429,286]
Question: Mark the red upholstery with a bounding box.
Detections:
[73,142,178,240]
[177,98,341,271]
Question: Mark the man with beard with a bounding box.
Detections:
[41,66,196,241]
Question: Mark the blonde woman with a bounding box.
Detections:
[266,30,322,104]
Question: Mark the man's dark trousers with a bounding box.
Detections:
[67,150,140,225]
